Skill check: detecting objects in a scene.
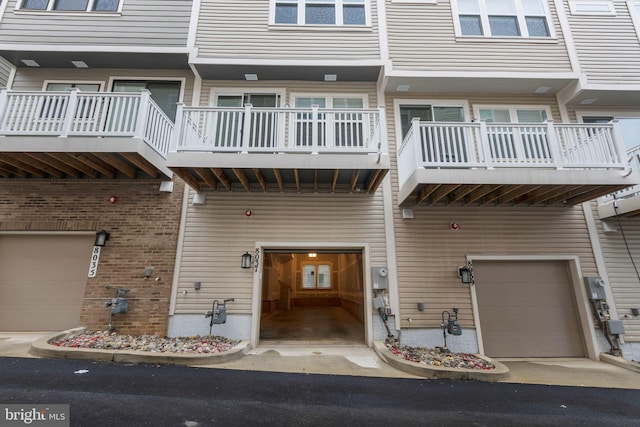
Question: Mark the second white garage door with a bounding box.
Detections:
[0,234,93,331]
[474,260,585,358]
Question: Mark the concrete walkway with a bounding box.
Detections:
[2,332,640,389]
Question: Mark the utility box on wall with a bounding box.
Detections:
[584,276,607,301]
[372,267,389,290]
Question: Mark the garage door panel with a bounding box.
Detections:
[475,260,585,358]
[0,235,93,331]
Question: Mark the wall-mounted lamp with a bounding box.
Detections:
[144,268,153,279]
[94,230,110,247]
[457,260,474,285]
[241,252,253,269]
[194,282,202,291]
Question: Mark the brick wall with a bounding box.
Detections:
[0,178,185,336]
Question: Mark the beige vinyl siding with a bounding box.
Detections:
[386,0,572,71]
[385,93,596,329]
[10,68,195,105]
[195,1,380,60]
[0,0,191,47]
[394,205,598,329]
[592,203,640,341]
[173,191,388,314]
[566,0,640,84]
[0,57,13,88]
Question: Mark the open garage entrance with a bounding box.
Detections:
[259,249,365,344]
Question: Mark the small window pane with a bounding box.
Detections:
[460,15,483,35]
[275,4,298,23]
[525,16,550,36]
[516,109,547,123]
[317,265,331,288]
[303,265,316,288]
[306,4,335,24]
[333,98,363,108]
[93,0,119,11]
[433,107,464,122]
[344,4,365,25]
[480,109,511,122]
[75,84,101,91]
[22,0,48,9]
[486,0,517,15]
[54,0,89,10]
[522,0,546,15]
[458,0,480,14]
[489,16,520,36]
[295,97,326,108]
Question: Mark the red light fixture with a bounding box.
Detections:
[109,196,118,204]
[245,209,252,217]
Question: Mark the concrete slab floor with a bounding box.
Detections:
[0,332,48,358]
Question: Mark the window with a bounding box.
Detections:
[273,0,367,25]
[302,264,332,289]
[20,0,120,11]
[112,80,181,121]
[476,106,551,161]
[454,0,551,37]
[42,82,102,119]
[583,115,640,150]
[292,95,367,147]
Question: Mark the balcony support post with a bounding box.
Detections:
[171,103,185,153]
[545,120,563,169]
[312,104,319,154]
[241,103,252,154]
[60,88,78,138]
[611,120,628,167]
[0,89,8,132]
[134,89,151,139]
[478,120,494,170]
[377,106,387,161]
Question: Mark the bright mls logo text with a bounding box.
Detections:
[2,405,69,426]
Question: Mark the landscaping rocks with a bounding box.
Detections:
[50,331,239,354]
[384,337,495,370]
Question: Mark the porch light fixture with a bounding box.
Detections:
[244,74,258,81]
[241,252,253,269]
[396,84,410,91]
[534,86,551,94]
[71,60,89,68]
[457,260,474,285]
[308,252,317,258]
[580,98,597,105]
[94,230,110,247]
[324,74,337,82]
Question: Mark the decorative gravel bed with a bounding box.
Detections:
[385,338,496,370]
[50,331,240,354]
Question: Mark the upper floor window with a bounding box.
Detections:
[453,0,552,38]
[20,0,120,12]
[273,0,367,25]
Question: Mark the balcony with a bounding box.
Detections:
[167,105,389,193]
[0,90,173,179]
[398,120,638,206]
[598,145,640,218]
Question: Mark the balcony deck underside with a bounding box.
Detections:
[0,137,172,179]
[399,168,638,207]
[598,196,640,218]
[167,153,389,193]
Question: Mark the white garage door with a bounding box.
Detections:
[0,234,93,331]
[474,260,585,358]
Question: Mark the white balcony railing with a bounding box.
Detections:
[172,104,384,155]
[600,144,640,203]
[398,119,628,186]
[0,89,174,158]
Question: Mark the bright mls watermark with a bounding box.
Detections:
[1,405,69,426]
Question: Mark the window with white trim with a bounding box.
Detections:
[454,0,552,37]
[302,264,332,289]
[273,0,367,25]
[20,0,121,12]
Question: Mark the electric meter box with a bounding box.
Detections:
[584,276,607,301]
[372,267,389,290]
